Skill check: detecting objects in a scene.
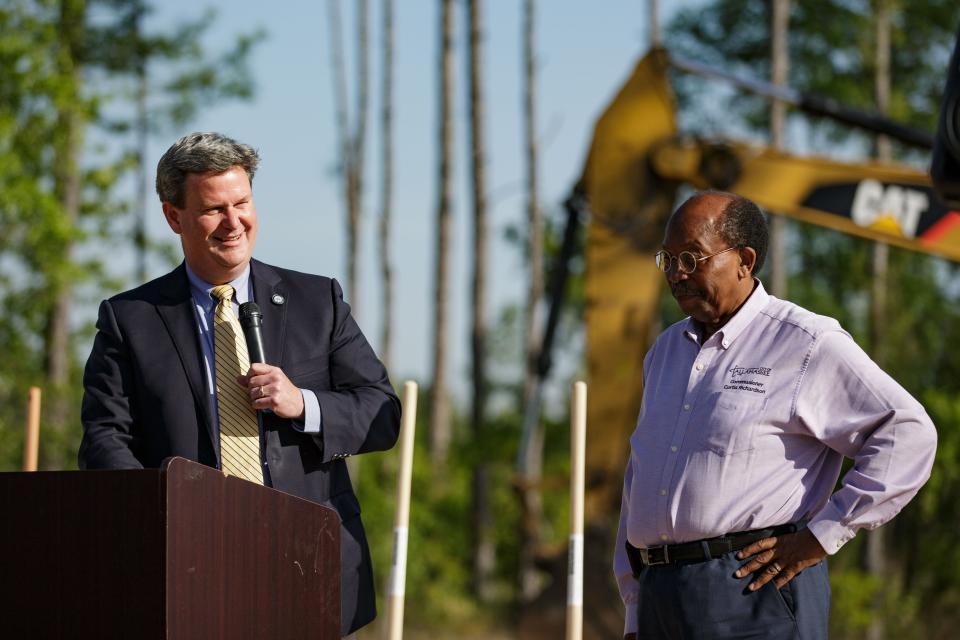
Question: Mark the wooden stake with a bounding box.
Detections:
[23,387,41,472]
[385,381,418,640]
[566,381,587,640]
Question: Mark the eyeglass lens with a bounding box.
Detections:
[656,251,698,273]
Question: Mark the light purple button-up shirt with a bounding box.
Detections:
[614,280,936,634]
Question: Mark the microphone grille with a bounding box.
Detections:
[239,301,262,321]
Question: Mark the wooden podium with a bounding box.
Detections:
[0,457,340,639]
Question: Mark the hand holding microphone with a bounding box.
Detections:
[236,302,305,420]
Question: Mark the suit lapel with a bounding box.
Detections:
[250,259,288,366]
[155,264,217,454]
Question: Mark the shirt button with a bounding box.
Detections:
[660,534,668,541]
[660,489,667,496]
[722,340,729,348]
[683,404,691,411]
[670,446,678,453]
[695,363,704,371]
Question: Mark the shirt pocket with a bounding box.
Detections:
[700,391,767,456]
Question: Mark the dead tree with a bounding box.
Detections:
[768,0,789,297]
[429,0,455,466]
[866,3,892,639]
[466,0,494,602]
[517,0,545,602]
[378,0,395,369]
[326,0,369,317]
[45,0,86,448]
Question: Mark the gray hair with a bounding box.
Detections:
[716,193,769,273]
[156,132,260,207]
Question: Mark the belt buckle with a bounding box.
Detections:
[640,544,670,566]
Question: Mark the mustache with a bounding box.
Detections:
[671,284,701,297]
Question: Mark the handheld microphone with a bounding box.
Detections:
[238,302,266,364]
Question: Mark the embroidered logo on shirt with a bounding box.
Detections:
[724,365,771,394]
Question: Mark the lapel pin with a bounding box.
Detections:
[271,293,285,305]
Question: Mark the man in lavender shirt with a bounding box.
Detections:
[614,191,937,639]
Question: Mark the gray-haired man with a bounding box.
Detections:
[80,132,400,636]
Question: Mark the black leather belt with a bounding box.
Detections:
[625,523,800,575]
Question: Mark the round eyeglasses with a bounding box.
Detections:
[654,246,739,274]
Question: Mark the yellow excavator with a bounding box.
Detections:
[520,43,960,523]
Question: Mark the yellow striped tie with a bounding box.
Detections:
[211,284,264,484]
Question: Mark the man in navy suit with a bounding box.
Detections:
[79,132,400,636]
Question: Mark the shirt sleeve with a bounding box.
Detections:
[292,389,322,434]
[614,452,640,635]
[795,330,937,554]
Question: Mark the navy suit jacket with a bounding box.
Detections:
[79,259,401,636]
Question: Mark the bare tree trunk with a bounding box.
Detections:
[47,158,79,389]
[326,0,368,317]
[870,2,892,358]
[48,0,85,388]
[327,0,350,268]
[45,0,86,452]
[517,0,544,603]
[429,0,454,467]
[327,0,369,480]
[465,0,494,603]
[348,0,369,319]
[135,12,149,285]
[768,0,789,297]
[873,1,893,166]
[649,0,660,48]
[867,3,891,638]
[378,0,395,370]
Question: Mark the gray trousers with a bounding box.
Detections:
[634,552,830,639]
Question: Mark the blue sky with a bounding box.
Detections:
[140,1,694,401]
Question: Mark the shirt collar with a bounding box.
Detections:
[184,262,252,310]
[683,279,769,349]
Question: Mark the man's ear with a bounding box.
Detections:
[161,202,183,234]
[738,246,758,277]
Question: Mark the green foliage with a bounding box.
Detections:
[0,0,87,470]
[86,1,265,132]
[0,0,262,472]
[667,0,960,147]
[828,564,884,636]
[827,561,922,639]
